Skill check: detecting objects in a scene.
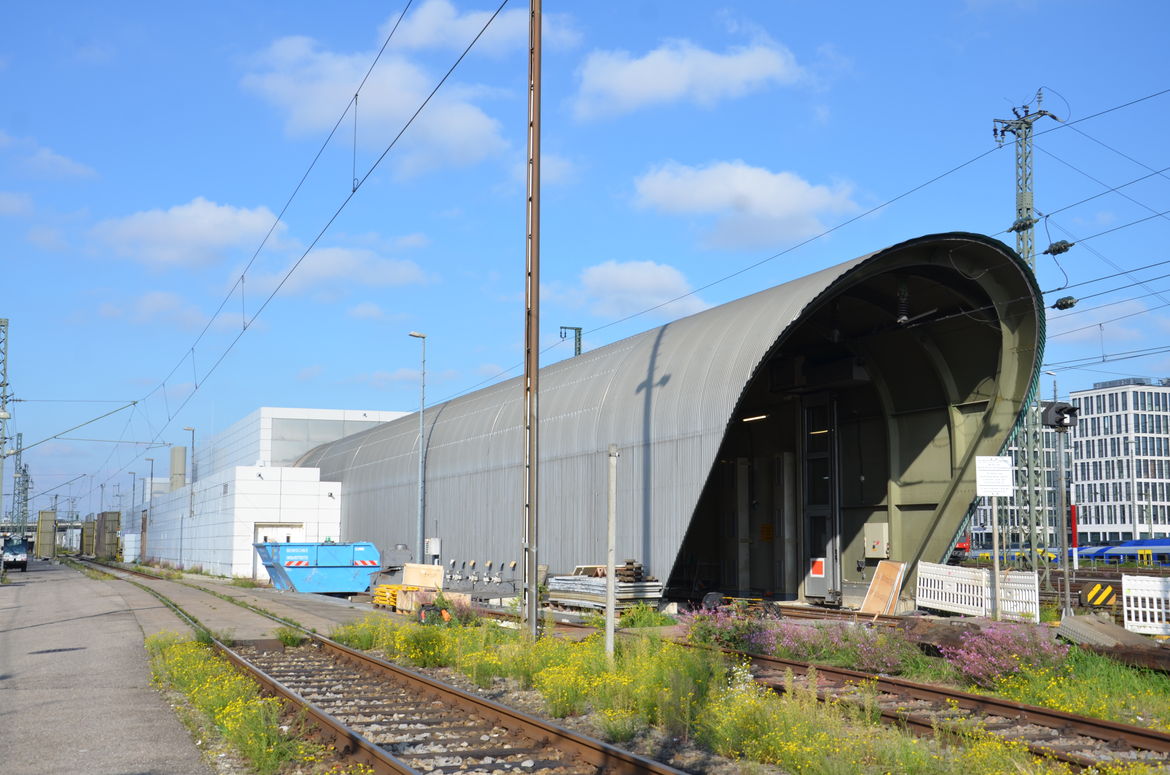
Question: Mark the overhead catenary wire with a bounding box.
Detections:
[140,0,416,411]
[87,0,509,493]
[59,71,1169,491]
[433,86,1170,406]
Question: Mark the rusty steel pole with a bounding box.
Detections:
[522,0,542,639]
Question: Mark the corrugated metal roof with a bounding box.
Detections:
[298,232,1041,582]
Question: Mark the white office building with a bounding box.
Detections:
[1070,378,1170,544]
[119,407,405,577]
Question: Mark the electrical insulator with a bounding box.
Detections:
[1008,216,1037,233]
[1051,296,1077,310]
[1043,240,1074,256]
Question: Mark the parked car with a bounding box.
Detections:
[2,538,29,572]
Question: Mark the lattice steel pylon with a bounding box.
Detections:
[12,432,31,538]
[0,318,9,527]
[994,91,1060,574]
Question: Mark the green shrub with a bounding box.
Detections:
[619,602,676,628]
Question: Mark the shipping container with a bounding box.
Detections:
[93,512,121,560]
[81,522,96,556]
[36,511,56,559]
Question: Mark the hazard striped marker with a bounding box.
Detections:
[1080,583,1117,606]
[353,560,378,566]
[285,560,310,567]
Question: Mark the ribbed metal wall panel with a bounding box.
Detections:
[297,233,1038,580]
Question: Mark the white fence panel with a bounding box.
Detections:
[997,570,1039,624]
[915,561,1038,622]
[916,562,988,616]
[1123,575,1170,636]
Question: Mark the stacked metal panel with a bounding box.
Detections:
[547,575,663,610]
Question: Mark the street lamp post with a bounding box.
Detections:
[183,426,195,570]
[408,332,426,562]
[145,457,154,560]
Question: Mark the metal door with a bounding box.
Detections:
[802,395,841,603]
[252,522,304,579]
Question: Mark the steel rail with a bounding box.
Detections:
[309,633,689,775]
[85,559,1170,769]
[213,640,419,775]
[743,649,1170,769]
[81,559,689,775]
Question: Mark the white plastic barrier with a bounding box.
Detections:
[916,562,988,616]
[997,571,1040,624]
[1122,575,1170,636]
[915,561,1038,622]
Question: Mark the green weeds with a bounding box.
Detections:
[275,626,306,648]
[328,611,1164,774]
[146,632,318,774]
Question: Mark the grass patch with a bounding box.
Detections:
[146,632,318,774]
[229,576,264,588]
[275,626,307,647]
[331,615,1140,773]
[63,558,115,580]
[993,647,1170,731]
[131,563,183,580]
[682,606,1170,737]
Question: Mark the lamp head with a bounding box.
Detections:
[408,331,426,339]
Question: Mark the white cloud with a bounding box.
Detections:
[382,0,578,55]
[26,225,68,251]
[510,151,576,187]
[348,302,387,320]
[242,30,508,177]
[354,367,420,389]
[24,146,97,178]
[394,232,429,249]
[0,191,33,216]
[634,160,858,249]
[573,40,803,119]
[92,197,280,268]
[252,246,428,298]
[297,365,324,382]
[579,260,708,320]
[101,291,207,330]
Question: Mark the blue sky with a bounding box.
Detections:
[2,1,1168,517]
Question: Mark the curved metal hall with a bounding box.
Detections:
[298,232,1043,605]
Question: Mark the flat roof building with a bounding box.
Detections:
[1070,378,1170,544]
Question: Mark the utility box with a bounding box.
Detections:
[864,523,889,559]
[424,537,442,557]
[253,541,380,594]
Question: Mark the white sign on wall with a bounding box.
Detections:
[975,456,1014,498]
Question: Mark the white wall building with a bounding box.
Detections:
[1070,378,1170,544]
[121,407,405,578]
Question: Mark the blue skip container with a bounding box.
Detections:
[253,541,381,594]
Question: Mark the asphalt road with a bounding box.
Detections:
[0,560,212,775]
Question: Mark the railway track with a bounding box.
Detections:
[739,649,1170,771]
[82,559,1170,772]
[233,637,685,775]
[77,560,687,775]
